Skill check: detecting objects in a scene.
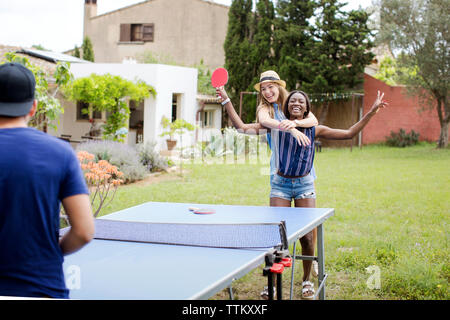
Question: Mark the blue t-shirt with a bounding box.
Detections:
[0,127,89,298]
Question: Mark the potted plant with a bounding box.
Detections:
[160,116,177,150]
[160,116,196,151]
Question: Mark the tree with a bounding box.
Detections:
[251,0,276,72]
[224,0,375,124]
[274,0,317,90]
[374,55,398,85]
[73,45,81,58]
[293,0,374,123]
[238,0,277,123]
[64,74,155,142]
[224,0,255,123]
[82,36,95,62]
[377,0,449,148]
[2,52,73,132]
[194,59,216,96]
[307,0,374,91]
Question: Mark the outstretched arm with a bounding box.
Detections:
[216,86,311,146]
[216,87,267,135]
[316,91,388,140]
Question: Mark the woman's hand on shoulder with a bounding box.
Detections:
[279,120,296,131]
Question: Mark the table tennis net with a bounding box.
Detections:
[60,219,288,249]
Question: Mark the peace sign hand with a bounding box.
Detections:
[371,90,388,114]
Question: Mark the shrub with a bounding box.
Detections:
[76,140,147,183]
[77,151,123,217]
[61,151,124,225]
[386,129,420,147]
[136,141,169,172]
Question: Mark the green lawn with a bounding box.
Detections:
[100,143,449,300]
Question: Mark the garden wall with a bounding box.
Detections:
[361,74,445,145]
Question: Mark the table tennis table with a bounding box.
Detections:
[62,201,334,300]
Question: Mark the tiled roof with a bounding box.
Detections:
[0,45,56,74]
[197,94,220,103]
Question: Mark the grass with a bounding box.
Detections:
[99,142,450,300]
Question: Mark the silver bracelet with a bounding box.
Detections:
[221,98,230,106]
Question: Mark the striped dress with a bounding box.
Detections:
[267,103,316,177]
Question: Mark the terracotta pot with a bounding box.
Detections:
[166,139,177,150]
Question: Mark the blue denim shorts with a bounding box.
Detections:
[270,172,316,201]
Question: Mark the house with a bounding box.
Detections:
[58,62,199,150]
[196,94,222,142]
[82,0,229,69]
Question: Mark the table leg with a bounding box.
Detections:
[289,240,298,300]
[317,223,326,300]
[228,284,234,300]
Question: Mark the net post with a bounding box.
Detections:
[279,220,289,250]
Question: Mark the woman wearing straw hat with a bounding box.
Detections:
[216,71,388,299]
[216,70,320,299]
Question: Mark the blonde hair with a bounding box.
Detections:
[256,83,289,121]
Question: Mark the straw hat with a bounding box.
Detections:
[253,70,286,92]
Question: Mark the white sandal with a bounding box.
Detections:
[301,281,315,300]
[260,286,275,300]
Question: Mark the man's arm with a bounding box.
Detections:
[59,194,94,255]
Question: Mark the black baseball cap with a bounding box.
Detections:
[0,62,36,117]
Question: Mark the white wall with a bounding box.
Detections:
[61,63,198,150]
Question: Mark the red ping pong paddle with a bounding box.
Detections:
[211,67,228,88]
[193,209,215,215]
[189,207,215,214]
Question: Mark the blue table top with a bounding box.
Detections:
[63,201,334,299]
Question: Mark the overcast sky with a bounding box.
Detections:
[0,0,371,53]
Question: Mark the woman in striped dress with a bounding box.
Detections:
[216,73,387,299]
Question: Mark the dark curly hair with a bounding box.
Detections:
[283,90,311,120]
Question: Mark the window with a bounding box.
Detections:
[172,94,182,122]
[202,110,214,128]
[120,23,154,42]
[77,101,89,120]
[171,94,178,122]
[129,100,144,129]
[76,101,101,121]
